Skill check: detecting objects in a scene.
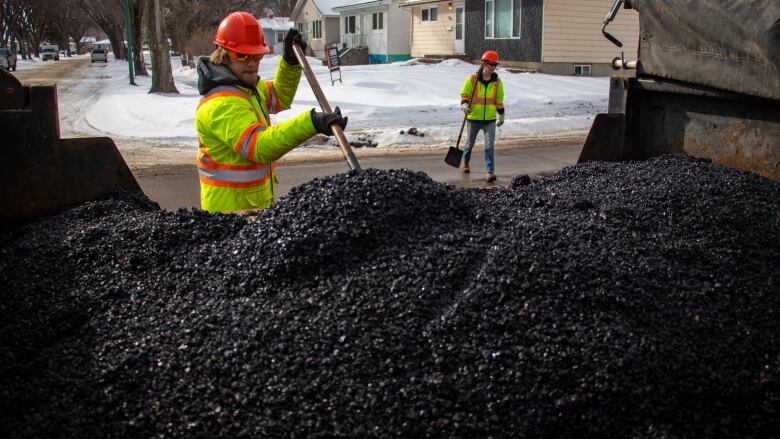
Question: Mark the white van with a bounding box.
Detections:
[41,44,59,61]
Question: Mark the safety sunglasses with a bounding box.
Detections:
[486,62,498,67]
[227,51,263,63]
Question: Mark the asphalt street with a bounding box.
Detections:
[135,143,583,211]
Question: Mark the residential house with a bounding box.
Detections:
[400,0,459,59]
[402,0,639,76]
[291,0,345,59]
[259,16,294,55]
[332,0,412,64]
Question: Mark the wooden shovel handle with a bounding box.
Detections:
[292,43,361,171]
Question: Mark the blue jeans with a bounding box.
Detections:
[463,120,496,173]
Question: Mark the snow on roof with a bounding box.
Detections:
[258,17,293,30]
[293,0,351,18]
[332,0,384,11]
[400,0,443,7]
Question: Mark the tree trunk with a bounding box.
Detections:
[144,0,178,93]
[129,0,147,76]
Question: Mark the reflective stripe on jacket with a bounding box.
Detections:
[195,58,316,212]
[460,73,504,122]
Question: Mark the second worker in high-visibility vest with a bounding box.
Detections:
[459,50,505,183]
[195,11,348,213]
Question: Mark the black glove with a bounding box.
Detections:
[283,28,307,65]
[311,107,348,136]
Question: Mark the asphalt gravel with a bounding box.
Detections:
[1,154,779,438]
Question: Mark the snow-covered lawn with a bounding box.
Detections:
[17,53,608,153]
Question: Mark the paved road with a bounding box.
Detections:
[135,143,583,211]
[12,57,586,211]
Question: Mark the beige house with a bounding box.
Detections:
[541,0,639,75]
[400,0,458,59]
[291,0,345,59]
[402,0,639,76]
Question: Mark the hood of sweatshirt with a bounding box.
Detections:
[196,56,258,95]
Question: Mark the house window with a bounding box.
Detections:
[345,15,356,34]
[276,31,285,43]
[297,22,305,33]
[421,7,438,22]
[485,0,521,38]
[372,12,383,30]
[574,64,592,76]
[313,20,322,39]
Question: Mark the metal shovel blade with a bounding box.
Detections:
[444,146,463,167]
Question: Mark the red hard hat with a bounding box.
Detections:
[481,50,499,64]
[213,12,270,55]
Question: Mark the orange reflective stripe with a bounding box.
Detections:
[197,163,274,187]
[472,97,496,105]
[235,122,264,159]
[199,174,273,188]
[198,161,265,171]
[198,91,247,110]
[265,81,281,114]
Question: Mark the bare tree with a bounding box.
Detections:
[144,0,177,93]
[164,0,250,68]
[259,0,295,17]
[54,0,92,55]
[16,0,50,57]
[78,0,125,59]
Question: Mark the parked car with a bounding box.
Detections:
[41,44,59,61]
[90,48,108,63]
[0,47,17,71]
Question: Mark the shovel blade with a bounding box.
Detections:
[444,146,463,168]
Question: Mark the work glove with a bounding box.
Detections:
[497,113,505,127]
[283,28,307,65]
[311,107,348,136]
[461,103,471,114]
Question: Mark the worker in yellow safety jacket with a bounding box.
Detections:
[459,50,505,183]
[195,11,348,212]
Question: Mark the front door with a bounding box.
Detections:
[453,4,465,54]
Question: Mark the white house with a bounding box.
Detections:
[291,0,345,59]
[259,17,294,55]
[332,0,412,64]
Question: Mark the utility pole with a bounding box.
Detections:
[124,0,136,85]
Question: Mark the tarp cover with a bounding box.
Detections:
[635,0,780,100]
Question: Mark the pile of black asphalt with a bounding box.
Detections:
[1,154,778,438]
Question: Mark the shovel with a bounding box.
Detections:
[292,43,361,171]
[444,114,467,167]
[445,76,478,168]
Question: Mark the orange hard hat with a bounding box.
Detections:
[481,50,499,64]
[213,12,270,55]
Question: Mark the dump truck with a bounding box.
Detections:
[0,68,141,222]
[579,0,780,182]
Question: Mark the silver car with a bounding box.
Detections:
[90,48,108,63]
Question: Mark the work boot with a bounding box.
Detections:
[486,172,496,183]
[461,161,470,173]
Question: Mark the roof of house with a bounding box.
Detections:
[332,0,385,12]
[400,0,443,7]
[292,0,349,19]
[259,17,294,31]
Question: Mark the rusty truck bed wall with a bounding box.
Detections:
[580,77,780,182]
[0,69,141,222]
[635,0,780,101]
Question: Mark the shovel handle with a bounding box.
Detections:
[292,43,361,171]
[455,114,468,148]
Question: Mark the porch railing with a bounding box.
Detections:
[340,34,367,49]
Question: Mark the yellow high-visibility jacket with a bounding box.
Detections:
[460,72,505,122]
[195,56,316,212]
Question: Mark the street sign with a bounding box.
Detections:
[325,45,342,86]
